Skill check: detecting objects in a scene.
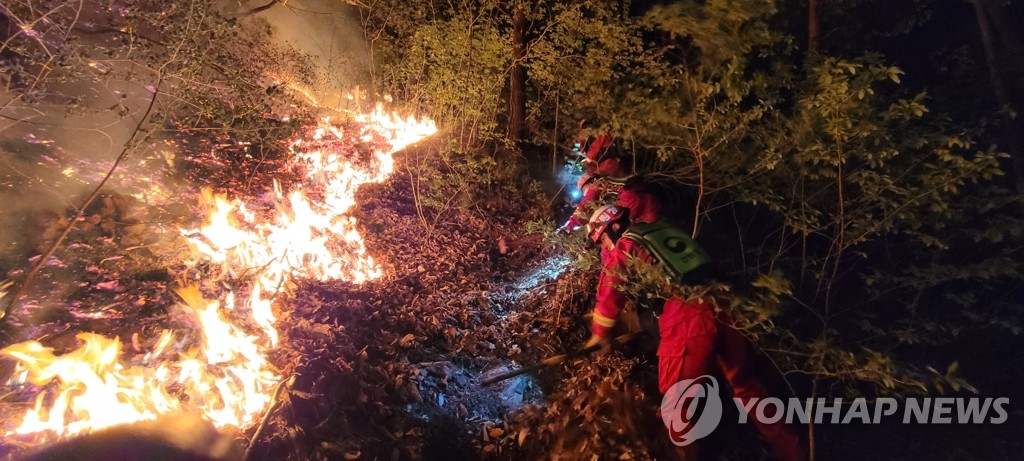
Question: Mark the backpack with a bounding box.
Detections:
[621,219,711,284]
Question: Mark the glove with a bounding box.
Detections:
[557,218,578,235]
[584,334,612,355]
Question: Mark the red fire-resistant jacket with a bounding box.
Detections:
[590,237,715,357]
[563,177,661,231]
[584,133,614,164]
[617,185,661,224]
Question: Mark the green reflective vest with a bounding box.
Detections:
[622,220,710,283]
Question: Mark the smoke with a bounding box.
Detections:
[235,0,373,109]
[0,80,155,272]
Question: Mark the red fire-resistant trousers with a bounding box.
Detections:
[657,299,805,461]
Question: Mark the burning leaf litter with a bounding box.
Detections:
[4,106,671,461]
[1,107,436,443]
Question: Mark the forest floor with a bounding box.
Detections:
[257,140,665,460]
[2,130,1021,461]
[0,131,671,460]
[250,140,790,461]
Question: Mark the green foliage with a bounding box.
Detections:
[523,219,554,236]
[158,12,317,140]
[358,0,1024,416]
[617,0,791,163]
[607,0,1020,402]
[403,141,542,233]
[521,1,642,137]
[612,250,727,309]
[739,56,1004,246]
[395,19,506,139]
[721,50,1018,398]
[358,0,510,148]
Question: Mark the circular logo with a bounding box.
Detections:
[664,236,688,253]
[660,375,723,446]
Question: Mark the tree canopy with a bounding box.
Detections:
[351,0,1024,428]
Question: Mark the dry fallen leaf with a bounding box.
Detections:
[517,427,529,446]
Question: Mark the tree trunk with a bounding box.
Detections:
[970,0,1024,194]
[508,3,528,145]
[808,0,823,56]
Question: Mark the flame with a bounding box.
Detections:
[1,108,436,442]
[1,333,181,436]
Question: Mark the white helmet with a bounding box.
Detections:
[586,205,629,246]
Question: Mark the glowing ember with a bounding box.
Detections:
[1,108,436,441]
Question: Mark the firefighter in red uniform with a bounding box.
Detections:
[573,119,617,175]
[561,122,661,232]
[584,205,805,461]
[561,173,661,232]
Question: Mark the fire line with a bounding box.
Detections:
[1,106,436,442]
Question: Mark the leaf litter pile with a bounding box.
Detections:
[266,143,668,460]
[0,127,719,461]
